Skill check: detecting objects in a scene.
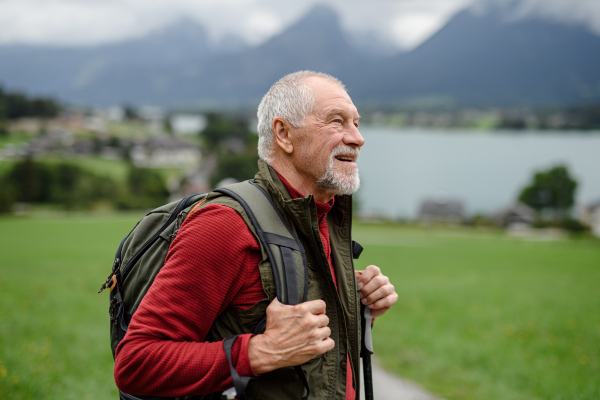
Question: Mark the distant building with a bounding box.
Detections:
[23,128,74,156]
[84,114,107,133]
[138,106,166,135]
[106,106,125,122]
[494,203,537,229]
[170,114,207,135]
[581,201,600,237]
[168,171,211,202]
[138,106,165,121]
[418,198,464,224]
[130,136,200,168]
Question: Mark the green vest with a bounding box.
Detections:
[203,160,361,400]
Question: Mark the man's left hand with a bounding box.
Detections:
[355,265,398,318]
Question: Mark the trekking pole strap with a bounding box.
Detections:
[223,335,254,400]
[294,365,311,400]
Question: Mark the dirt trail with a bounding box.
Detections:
[359,358,443,400]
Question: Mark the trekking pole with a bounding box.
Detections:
[361,304,374,400]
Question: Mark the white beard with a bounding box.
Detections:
[317,145,360,195]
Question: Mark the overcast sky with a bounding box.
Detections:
[1,0,599,50]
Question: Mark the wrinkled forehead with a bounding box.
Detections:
[306,77,357,115]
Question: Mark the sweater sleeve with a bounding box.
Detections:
[114,203,264,397]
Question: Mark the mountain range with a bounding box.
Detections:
[1,4,599,108]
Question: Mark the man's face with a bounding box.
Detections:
[291,78,365,196]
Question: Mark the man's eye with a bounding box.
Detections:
[333,119,342,124]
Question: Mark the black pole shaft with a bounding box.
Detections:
[363,354,374,400]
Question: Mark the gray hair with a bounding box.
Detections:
[256,70,345,164]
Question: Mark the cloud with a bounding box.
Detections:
[0,0,310,46]
[390,13,451,50]
[0,0,172,45]
[241,11,285,44]
[473,0,600,33]
[326,0,469,50]
[0,0,598,49]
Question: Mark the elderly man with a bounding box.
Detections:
[114,71,398,399]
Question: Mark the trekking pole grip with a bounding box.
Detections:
[361,304,374,400]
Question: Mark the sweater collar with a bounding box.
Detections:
[275,172,334,219]
[253,159,352,231]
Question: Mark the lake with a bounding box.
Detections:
[356,128,600,219]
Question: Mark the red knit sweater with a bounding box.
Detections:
[114,177,354,399]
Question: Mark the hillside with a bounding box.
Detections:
[1,5,599,107]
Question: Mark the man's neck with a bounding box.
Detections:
[269,158,334,203]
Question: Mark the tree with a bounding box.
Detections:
[7,158,54,203]
[163,115,173,135]
[210,148,259,187]
[118,165,170,209]
[0,95,7,137]
[200,113,259,187]
[0,85,60,120]
[518,165,577,218]
[0,175,15,213]
[123,104,139,121]
[200,113,253,151]
[31,97,60,118]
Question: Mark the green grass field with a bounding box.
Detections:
[353,225,600,400]
[0,156,182,187]
[0,215,598,399]
[0,214,137,399]
[66,157,183,183]
[0,135,31,150]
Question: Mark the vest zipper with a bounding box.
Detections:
[349,215,360,400]
[306,205,340,399]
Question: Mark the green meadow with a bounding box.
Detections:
[353,225,600,400]
[0,215,598,399]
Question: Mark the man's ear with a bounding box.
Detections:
[273,117,294,155]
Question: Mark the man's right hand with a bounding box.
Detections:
[247,298,334,375]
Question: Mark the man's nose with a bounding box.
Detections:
[344,124,365,148]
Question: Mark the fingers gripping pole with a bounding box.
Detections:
[361,304,374,400]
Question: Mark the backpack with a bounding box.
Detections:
[99,180,311,400]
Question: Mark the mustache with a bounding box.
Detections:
[330,145,360,160]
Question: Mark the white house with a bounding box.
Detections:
[581,201,600,237]
[494,203,537,229]
[418,198,465,224]
[170,114,207,136]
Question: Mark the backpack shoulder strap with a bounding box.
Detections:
[215,180,311,400]
[214,180,308,305]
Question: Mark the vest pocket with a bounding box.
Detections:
[205,299,269,342]
[307,263,325,301]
